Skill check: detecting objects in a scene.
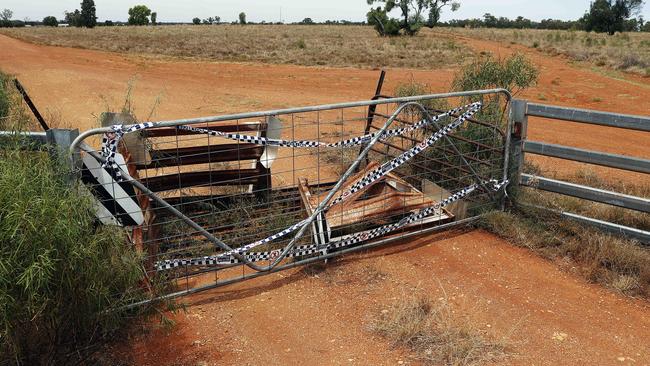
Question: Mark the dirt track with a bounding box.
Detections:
[1,34,650,365]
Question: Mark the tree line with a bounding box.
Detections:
[1,0,647,33]
[366,0,648,36]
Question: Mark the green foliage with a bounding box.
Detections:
[584,0,645,35]
[151,11,157,25]
[0,150,145,364]
[452,53,539,95]
[367,7,400,36]
[128,5,152,26]
[0,73,145,364]
[80,0,97,28]
[192,17,201,25]
[64,9,82,27]
[42,16,58,27]
[1,8,13,27]
[0,73,9,124]
[239,12,247,25]
[366,0,460,36]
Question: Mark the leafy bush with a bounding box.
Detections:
[366,7,400,36]
[452,53,539,95]
[42,16,58,27]
[0,73,145,364]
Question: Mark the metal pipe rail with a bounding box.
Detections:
[70,88,512,154]
[527,103,650,132]
[512,99,650,243]
[523,141,650,174]
[520,174,650,213]
[79,100,497,274]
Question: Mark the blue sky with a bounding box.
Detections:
[3,0,649,23]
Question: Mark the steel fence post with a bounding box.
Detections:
[507,99,528,203]
[46,128,81,182]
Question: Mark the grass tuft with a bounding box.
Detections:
[370,293,508,366]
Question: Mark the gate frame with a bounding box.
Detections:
[65,89,512,301]
[509,99,650,243]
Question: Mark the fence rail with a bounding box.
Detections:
[511,99,650,244]
[523,141,650,174]
[526,102,650,132]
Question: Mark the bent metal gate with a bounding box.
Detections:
[70,86,513,305]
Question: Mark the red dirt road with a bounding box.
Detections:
[111,230,650,366]
[1,34,650,365]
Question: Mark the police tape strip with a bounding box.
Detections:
[194,104,482,259]
[99,102,481,180]
[175,102,480,148]
[155,179,508,271]
[328,103,481,208]
[95,101,490,272]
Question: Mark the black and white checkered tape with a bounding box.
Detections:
[155,178,508,270]
[99,102,480,180]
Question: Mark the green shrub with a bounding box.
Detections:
[451,53,539,95]
[367,7,400,36]
[0,78,145,364]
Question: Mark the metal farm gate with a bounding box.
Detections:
[509,100,650,243]
[3,77,648,306]
[66,86,512,304]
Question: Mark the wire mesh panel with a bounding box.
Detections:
[73,89,511,303]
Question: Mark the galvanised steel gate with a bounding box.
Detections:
[67,87,512,304]
[509,100,650,243]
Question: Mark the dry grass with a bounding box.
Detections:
[481,155,650,296]
[370,292,508,366]
[482,160,650,298]
[0,25,472,69]
[443,28,650,77]
[522,165,650,231]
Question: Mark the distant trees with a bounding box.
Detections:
[0,9,12,27]
[192,17,201,25]
[301,17,315,24]
[202,16,221,24]
[426,0,460,27]
[366,0,460,36]
[151,12,157,25]
[64,0,96,28]
[443,16,584,31]
[80,0,97,28]
[367,7,400,36]
[583,0,645,35]
[1,9,11,22]
[128,5,152,26]
[43,16,58,27]
[64,10,82,27]
[239,12,247,24]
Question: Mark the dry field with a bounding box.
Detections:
[0,25,472,69]
[443,27,650,76]
[3,25,650,78]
